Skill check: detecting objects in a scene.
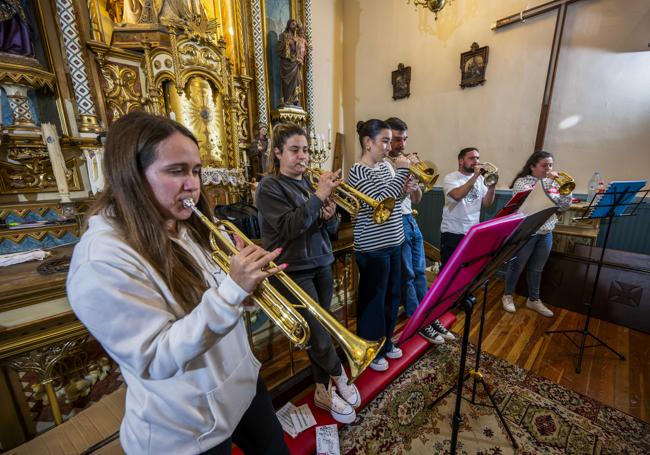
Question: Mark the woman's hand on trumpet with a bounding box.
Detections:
[404,175,420,193]
[314,169,342,201]
[394,154,410,169]
[229,236,286,293]
[546,170,560,180]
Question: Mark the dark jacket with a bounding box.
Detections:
[256,174,338,272]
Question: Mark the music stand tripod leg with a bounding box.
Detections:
[468,280,519,449]
[450,294,476,455]
[546,213,626,373]
[428,294,475,454]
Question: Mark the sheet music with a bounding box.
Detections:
[276,402,299,438]
[290,404,317,433]
[316,424,340,455]
[517,180,557,216]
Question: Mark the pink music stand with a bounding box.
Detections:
[398,213,524,345]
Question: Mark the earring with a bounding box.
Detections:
[365,146,370,151]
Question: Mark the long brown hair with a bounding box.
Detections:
[87,111,213,313]
[509,151,554,189]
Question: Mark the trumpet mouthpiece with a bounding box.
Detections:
[182,199,196,209]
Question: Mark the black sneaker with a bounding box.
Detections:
[419,324,445,344]
[432,319,456,341]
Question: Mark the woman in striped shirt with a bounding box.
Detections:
[348,119,410,372]
[502,150,572,317]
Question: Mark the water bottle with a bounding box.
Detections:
[597,178,606,194]
[587,171,600,202]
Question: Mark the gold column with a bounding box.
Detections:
[220,0,237,62]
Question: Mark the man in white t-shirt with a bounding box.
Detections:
[440,147,496,267]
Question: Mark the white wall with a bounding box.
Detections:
[312,0,650,191]
[310,0,344,170]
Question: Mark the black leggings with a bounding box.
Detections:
[201,375,289,455]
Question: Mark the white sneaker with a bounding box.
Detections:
[419,324,445,344]
[314,382,356,424]
[332,370,361,408]
[385,345,403,359]
[368,357,389,372]
[526,299,554,317]
[502,295,516,313]
[431,319,456,341]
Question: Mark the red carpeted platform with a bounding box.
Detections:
[233,311,456,455]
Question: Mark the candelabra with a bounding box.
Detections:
[408,0,453,20]
[308,124,333,167]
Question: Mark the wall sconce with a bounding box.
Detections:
[407,0,453,20]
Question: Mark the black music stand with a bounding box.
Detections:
[399,208,558,454]
[546,181,648,373]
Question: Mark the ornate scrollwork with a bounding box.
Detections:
[96,58,142,121]
[0,157,83,194]
[4,335,88,383]
[3,335,90,425]
[178,42,222,75]
[7,144,48,161]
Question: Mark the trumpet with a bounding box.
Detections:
[478,162,499,186]
[182,198,385,383]
[408,160,439,192]
[552,171,575,195]
[304,166,395,224]
[389,155,439,192]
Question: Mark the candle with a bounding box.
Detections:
[41,123,71,203]
[328,123,332,144]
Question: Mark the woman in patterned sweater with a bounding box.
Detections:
[348,119,410,372]
[502,151,572,317]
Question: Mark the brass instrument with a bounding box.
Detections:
[182,198,385,383]
[408,160,439,192]
[479,162,499,186]
[553,171,575,196]
[389,155,439,191]
[305,167,396,224]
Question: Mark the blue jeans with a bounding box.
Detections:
[504,232,553,301]
[355,245,402,358]
[401,214,428,316]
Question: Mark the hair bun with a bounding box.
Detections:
[356,121,365,134]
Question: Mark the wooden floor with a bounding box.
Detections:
[450,279,650,424]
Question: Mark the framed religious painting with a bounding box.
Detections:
[460,42,489,89]
[391,63,411,100]
[262,0,306,110]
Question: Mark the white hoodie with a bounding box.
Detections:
[67,214,260,454]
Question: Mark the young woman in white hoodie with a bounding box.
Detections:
[67,111,290,455]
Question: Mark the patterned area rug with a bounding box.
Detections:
[340,343,650,454]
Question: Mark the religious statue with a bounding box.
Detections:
[247,123,269,178]
[0,0,34,57]
[276,19,309,107]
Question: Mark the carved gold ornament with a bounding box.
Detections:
[0,157,83,194]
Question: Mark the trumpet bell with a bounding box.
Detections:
[414,160,439,191]
[480,162,499,186]
[374,197,395,224]
[306,167,394,225]
[554,171,575,195]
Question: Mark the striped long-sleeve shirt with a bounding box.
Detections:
[512,175,572,233]
[347,161,410,252]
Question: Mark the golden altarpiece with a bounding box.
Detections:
[0,0,352,449]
